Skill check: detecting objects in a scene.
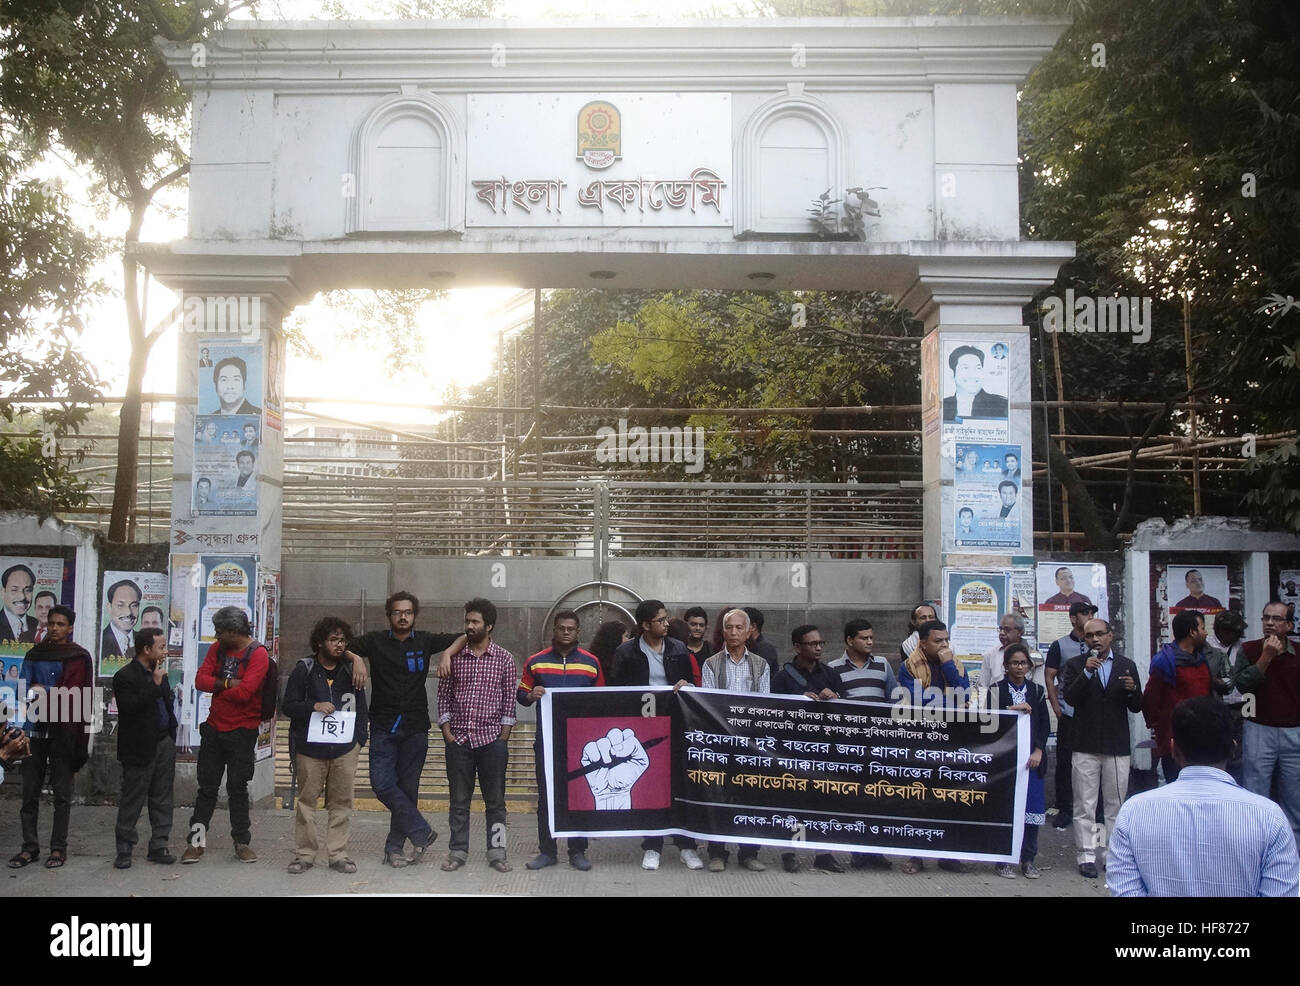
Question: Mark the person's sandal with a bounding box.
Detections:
[287,859,312,874]
[440,855,465,872]
[45,850,66,869]
[8,850,38,868]
[329,858,357,874]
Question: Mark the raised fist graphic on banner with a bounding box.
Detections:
[580,727,649,810]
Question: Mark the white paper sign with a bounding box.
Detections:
[307,709,355,744]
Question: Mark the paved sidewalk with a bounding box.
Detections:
[2,801,1109,897]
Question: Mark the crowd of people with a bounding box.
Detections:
[3,593,1296,895]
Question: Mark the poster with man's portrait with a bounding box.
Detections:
[941,337,1009,444]
[1165,565,1228,625]
[99,571,170,678]
[199,340,263,418]
[1279,570,1300,635]
[1036,562,1108,649]
[192,414,259,516]
[952,443,1023,552]
[0,555,68,660]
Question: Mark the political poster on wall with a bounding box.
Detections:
[1036,562,1109,652]
[191,555,257,731]
[0,555,72,712]
[941,337,1010,446]
[541,687,1029,862]
[1279,570,1300,635]
[1153,564,1229,645]
[192,414,259,517]
[167,553,199,751]
[952,442,1023,552]
[199,341,263,417]
[942,569,1012,689]
[98,570,169,678]
[264,332,283,432]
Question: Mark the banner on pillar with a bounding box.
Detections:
[541,687,1028,862]
[952,442,1023,552]
[264,331,283,433]
[941,337,1009,445]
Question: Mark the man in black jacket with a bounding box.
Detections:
[607,598,704,872]
[283,617,369,874]
[113,626,178,868]
[1061,618,1143,879]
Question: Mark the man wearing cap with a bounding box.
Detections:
[1044,601,1095,828]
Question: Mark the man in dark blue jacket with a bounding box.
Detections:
[283,616,369,874]
[113,626,179,868]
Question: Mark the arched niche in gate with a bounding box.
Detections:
[346,89,466,235]
[735,86,847,237]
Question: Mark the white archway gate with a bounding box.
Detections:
[141,17,1074,793]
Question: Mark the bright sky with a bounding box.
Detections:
[60,0,744,426]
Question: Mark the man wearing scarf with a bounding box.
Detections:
[10,605,94,869]
[1144,611,1213,784]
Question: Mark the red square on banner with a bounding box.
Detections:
[565,716,672,811]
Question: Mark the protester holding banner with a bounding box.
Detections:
[773,624,852,874]
[10,606,93,870]
[282,617,368,875]
[987,642,1048,879]
[608,599,704,872]
[1044,601,1095,829]
[518,610,603,872]
[700,608,769,873]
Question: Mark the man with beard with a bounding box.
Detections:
[9,606,94,869]
[437,598,517,873]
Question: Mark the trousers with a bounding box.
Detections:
[189,723,257,846]
[115,735,176,854]
[446,737,508,861]
[294,745,359,862]
[1072,751,1129,865]
[21,732,76,854]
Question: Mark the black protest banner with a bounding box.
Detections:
[541,686,1029,862]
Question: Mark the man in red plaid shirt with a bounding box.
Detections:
[437,598,517,872]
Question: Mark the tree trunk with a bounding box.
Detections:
[107,205,150,543]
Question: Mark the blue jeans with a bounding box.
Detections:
[1243,720,1300,839]
[446,738,508,861]
[369,723,433,856]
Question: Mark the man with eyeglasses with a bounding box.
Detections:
[773,624,848,873]
[1060,618,1142,879]
[1233,600,1300,839]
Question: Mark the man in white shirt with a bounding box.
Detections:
[700,608,769,873]
[1108,695,1298,897]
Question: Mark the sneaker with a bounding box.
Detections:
[741,857,767,872]
[1078,862,1099,879]
[641,849,661,871]
[781,852,800,873]
[568,851,592,872]
[526,852,558,870]
[146,849,176,865]
[707,857,726,872]
[679,848,704,870]
[114,853,131,870]
[995,863,1018,879]
[180,846,203,864]
[1021,862,1042,879]
[234,844,258,863]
